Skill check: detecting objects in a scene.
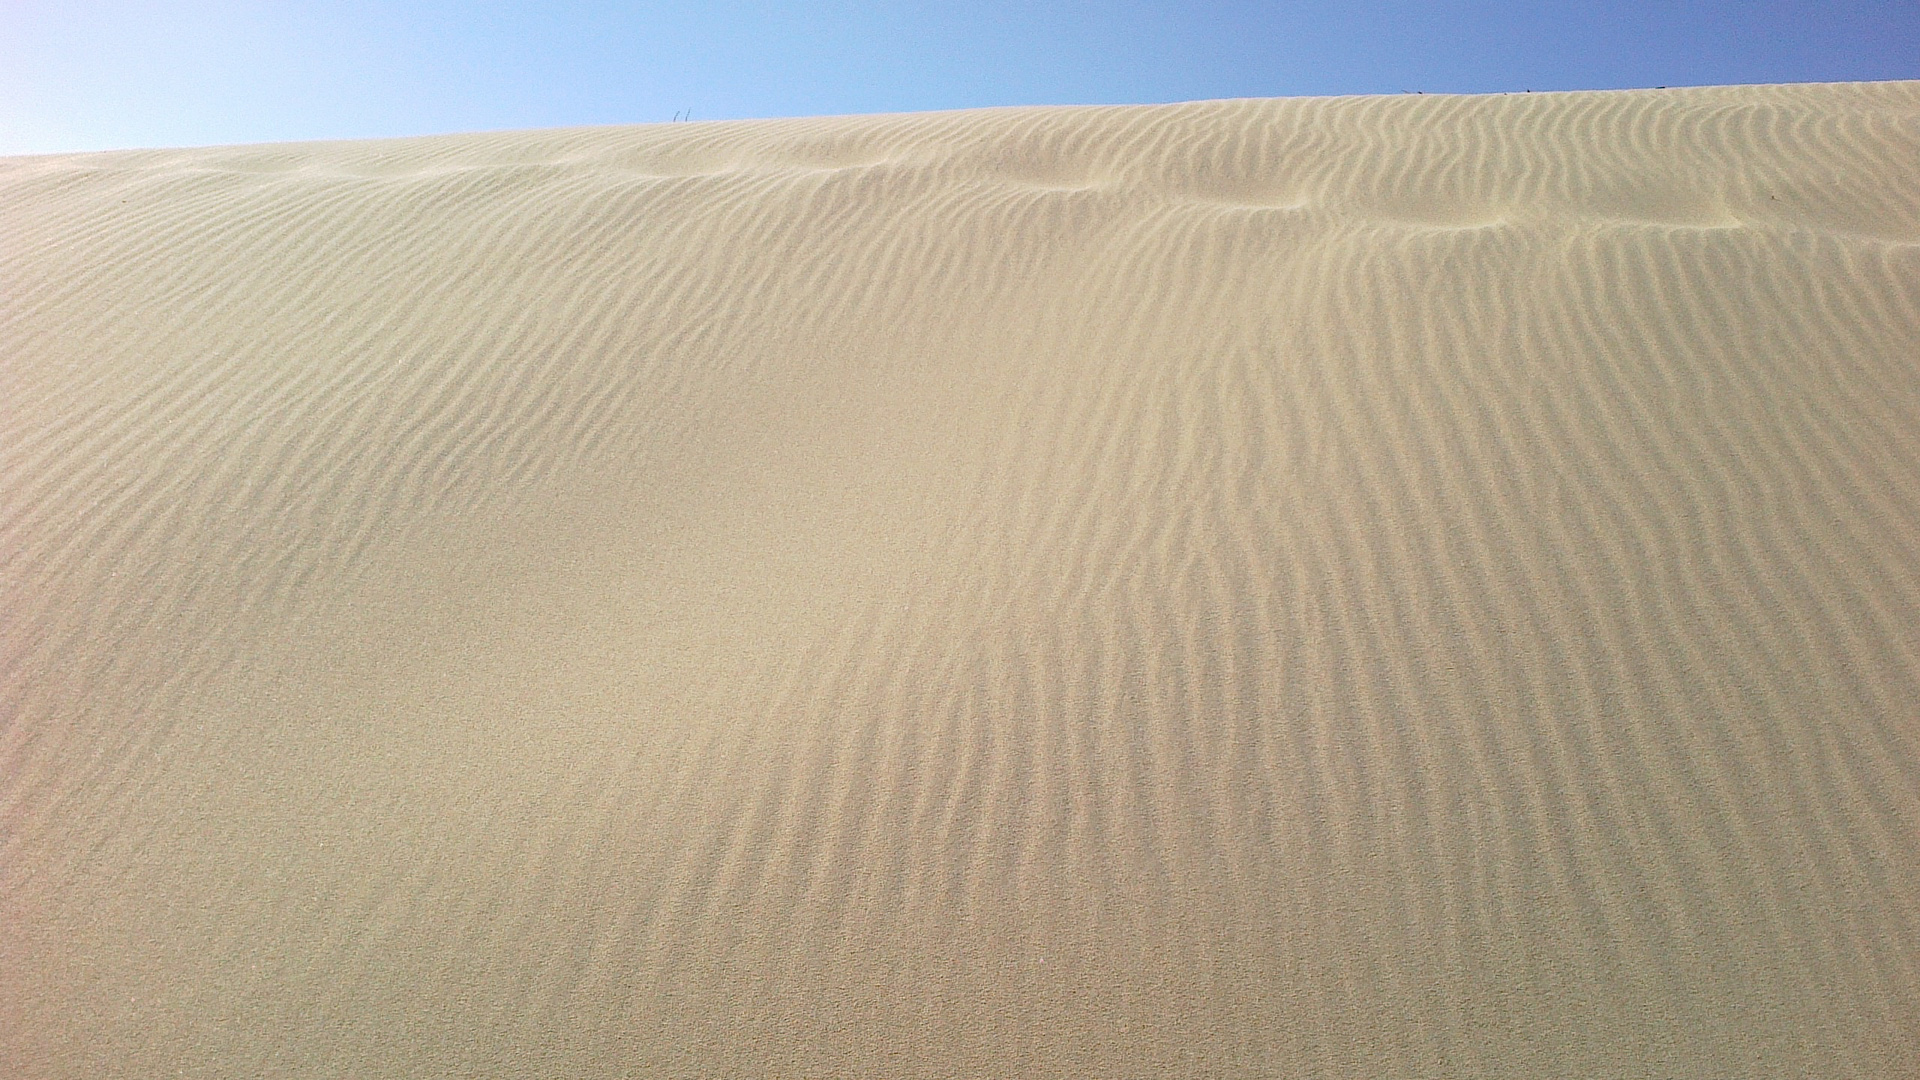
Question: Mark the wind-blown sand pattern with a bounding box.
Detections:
[4,82,1919,1077]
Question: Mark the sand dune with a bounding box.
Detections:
[4,81,1919,1077]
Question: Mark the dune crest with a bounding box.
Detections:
[4,83,1919,1077]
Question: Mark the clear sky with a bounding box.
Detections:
[4,1,1916,154]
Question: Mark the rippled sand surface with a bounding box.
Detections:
[4,82,1919,1077]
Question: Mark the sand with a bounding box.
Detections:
[3,81,1918,1077]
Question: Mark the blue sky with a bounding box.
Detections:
[4,1,1915,154]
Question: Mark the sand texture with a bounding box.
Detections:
[4,82,1920,1077]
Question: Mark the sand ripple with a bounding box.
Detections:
[4,82,1919,1077]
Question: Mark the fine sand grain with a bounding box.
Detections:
[4,82,1919,1077]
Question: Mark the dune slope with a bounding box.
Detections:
[4,82,1919,1077]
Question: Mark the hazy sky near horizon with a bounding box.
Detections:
[4,1,1916,154]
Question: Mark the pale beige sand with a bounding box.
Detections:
[4,82,1919,1077]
